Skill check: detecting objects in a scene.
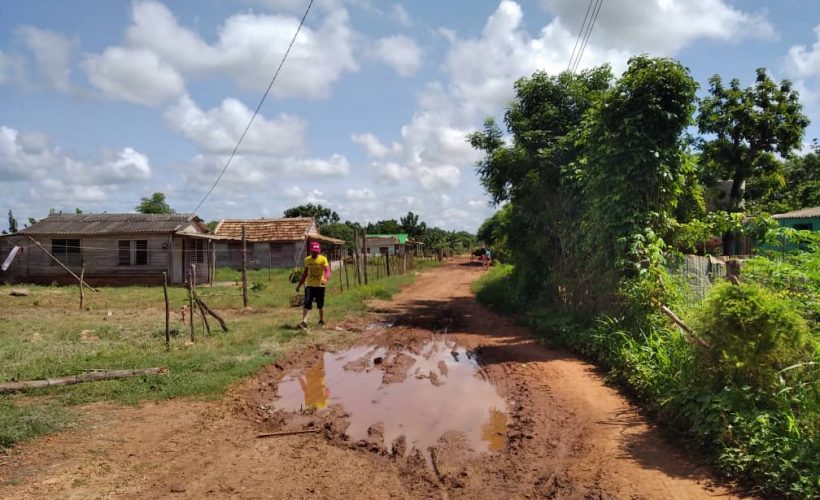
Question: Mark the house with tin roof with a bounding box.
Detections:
[772,206,820,232]
[0,213,217,285]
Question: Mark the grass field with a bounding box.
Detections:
[0,260,436,448]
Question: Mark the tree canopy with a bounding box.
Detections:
[283,204,339,226]
[135,192,175,214]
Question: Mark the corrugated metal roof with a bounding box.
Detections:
[366,237,400,247]
[772,206,820,219]
[19,213,205,236]
[215,217,315,242]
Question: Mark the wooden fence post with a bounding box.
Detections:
[163,271,170,351]
[242,225,249,308]
[79,267,85,310]
[188,264,196,342]
[362,231,368,285]
[343,254,350,291]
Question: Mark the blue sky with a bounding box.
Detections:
[2,0,820,231]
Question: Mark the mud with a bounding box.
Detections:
[0,259,747,499]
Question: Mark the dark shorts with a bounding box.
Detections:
[304,286,326,310]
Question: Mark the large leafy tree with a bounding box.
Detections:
[697,68,809,253]
[7,209,18,234]
[399,211,427,239]
[366,219,402,234]
[283,204,339,226]
[136,192,175,214]
[320,222,355,250]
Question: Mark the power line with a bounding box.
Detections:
[567,0,595,72]
[571,0,604,74]
[191,0,315,214]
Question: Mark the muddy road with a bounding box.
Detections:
[0,260,740,499]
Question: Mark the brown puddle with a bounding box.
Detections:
[273,340,508,454]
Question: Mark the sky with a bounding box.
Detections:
[1,0,820,232]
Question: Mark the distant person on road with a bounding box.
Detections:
[484,247,492,267]
[296,241,330,330]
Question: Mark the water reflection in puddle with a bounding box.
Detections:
[274,340,508,453]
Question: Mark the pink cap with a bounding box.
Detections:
[310,241,321,252]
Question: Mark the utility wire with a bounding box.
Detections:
[191,0,315,214]
[567,0,595,72]
[571,0,604,74]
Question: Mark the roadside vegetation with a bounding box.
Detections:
[471,57,818,497]
[0,262,437,449]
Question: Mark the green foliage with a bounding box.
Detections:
[0,399,73,449]
[283,203,339,226]
[476,204,512,263]
[399,211,427,239]
[135,192,174,214]
[320,222,355,250]
[471,264,518,314]
[7,209,18,234]
[206,220,219,232]
[697,68,809,215]
[696,282,811,389]
[366,219,402,234]
[250,281,267,292]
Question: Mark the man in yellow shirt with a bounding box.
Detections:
[296,241,330,329]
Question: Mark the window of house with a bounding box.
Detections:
[118,240,131,265]
[52,239,82,267]
[135,240,149,265]
[270,243,284,255]
[118,240,149,265]
[793,223,813,231]
[191,239,204,264]
[228,242,243,262]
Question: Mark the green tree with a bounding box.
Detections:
[367,219,402,234]
[399,211,427,239]
[697,68,809,253]
[7,209,18,234]
[283,204,339,226]
[205,220,219,232]
[320,222,355,250]
[136,192,175,214]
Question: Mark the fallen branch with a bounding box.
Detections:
[0,368,168,394]
[194,295,229,332]
[256,429,321,438]
[657,303,709,348]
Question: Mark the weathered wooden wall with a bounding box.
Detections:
[215,241,303,270]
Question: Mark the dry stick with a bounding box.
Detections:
[242,225,249,308]
[163,271,170,351]
[197,300,211,336]
[338,252,343,293]
[256,429,321,438]
[79,267,85,310]
[25,235,98,292]
[188,263,196,342]
[195,296,229,332]
[343,254,350,291]
[656,302,709,348]
[385,252,391,277]
[0,368,168,394]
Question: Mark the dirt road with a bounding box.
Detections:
[0,260,740,499]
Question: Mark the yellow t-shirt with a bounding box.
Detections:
[304,254,329,287]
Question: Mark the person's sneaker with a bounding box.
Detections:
[298,321,308,331]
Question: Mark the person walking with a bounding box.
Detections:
[296,241,330,330]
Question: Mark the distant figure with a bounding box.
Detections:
[484,247,492,267]
[296,241,331,330]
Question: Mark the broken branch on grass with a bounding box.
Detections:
[194,295,229,332]
[0,368,168,394]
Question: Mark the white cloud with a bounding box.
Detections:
[373,35,423,77]
[164,94,308,156]
[284,185,306,198]
[391,4,411,27]
[0,49,26,86]
[116,0,358,100]
[418,165,460,190]
[541,0,776,54]
[281,154,350,176]
[100,147,153,183]
[17,26,76,91]
[787,25,820,78]
[83,46,185,106]
[345,188,376,200]
[351,132,402,158]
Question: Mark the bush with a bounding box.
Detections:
[695,282,811,390]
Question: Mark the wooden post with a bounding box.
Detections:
[163,272,170,351]
[197,300,211,336]
[338,250,343,293]
[268,251,272,282]
[385,251,391,277]
[353,229,361,286]
[79,267,85,310]
[188,264,195,342]
[25,235,98,292]
[343,254,350,291]
[210,241,215,286]
[241,226,249,308]
[362,231,368,285]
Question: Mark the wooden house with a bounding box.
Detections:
[212,217,344,270]
[365,233,421,256]
[0,213,215,286]
[772,206,820,232]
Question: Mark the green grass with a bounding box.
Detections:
[0,260,434,449]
